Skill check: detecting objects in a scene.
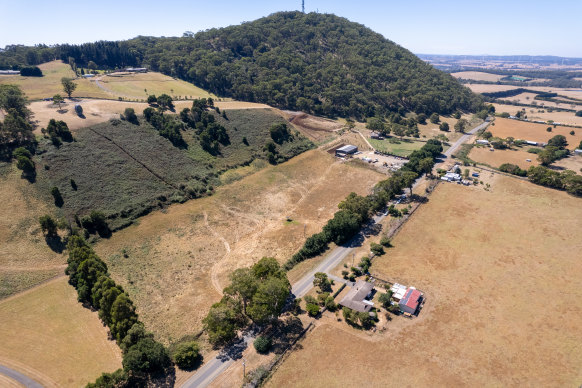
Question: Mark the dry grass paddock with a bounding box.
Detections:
[94,71,215,100]
[0,277,122,387]
[28,99,270,132]
[451,71,505,82]
[493,103,582,127]
[266,174,582,387]
[469,146,540,169]
[489,117,582,149]
[0,163,65,299]
[94,150,384,343]
[0,61,109,100]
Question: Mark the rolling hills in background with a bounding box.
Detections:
[0,12,481,119]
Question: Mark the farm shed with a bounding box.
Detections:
[390,283,407,301]
[335,144,358,157]
[125,67,148,73]
[398,287,423,315]
[370,132,382,139]
[574,149,582,156]
[0,70,20,75]
[339,280,374,313]
[476,140,489,145]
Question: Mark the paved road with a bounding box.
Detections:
[180,120,489,388]
[0,365,43,388]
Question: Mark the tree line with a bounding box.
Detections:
[64,236,174,386]
[284,139,443,270]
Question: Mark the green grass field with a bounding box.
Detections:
[369,138,426,157]
[99,72,216,100]
[33,109,312,230]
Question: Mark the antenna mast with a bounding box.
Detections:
[302,0,305,13]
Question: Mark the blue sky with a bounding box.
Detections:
[1,0,581,56]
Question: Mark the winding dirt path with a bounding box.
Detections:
[204,212,231,295]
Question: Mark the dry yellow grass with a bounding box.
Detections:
[94,150,384,343]
[469,146,539,169]
[28,99,272,132]
[267,175,582,387]
[94,72,216,100]
[0,163,65,299]
[451,71,504,82]
[493,103,582,127]
[0,277,122,387]
[0,61,109,100]
[489,118,582,149]
[553,155,582,174]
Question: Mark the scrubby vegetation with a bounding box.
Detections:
[0,12,481,119]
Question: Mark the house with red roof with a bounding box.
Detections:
[398,287,423,315]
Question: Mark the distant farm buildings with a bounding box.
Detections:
[441,172,461,182]
[339,280,374,313]
[476,139,489,145]
[0,70,20,75]
[335,144,358,157]
[125,67,148,73]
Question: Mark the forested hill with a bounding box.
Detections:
[0,12,481,118]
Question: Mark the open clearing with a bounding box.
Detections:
[94,71,215,100]
[0,61,109,100]
[451,71,505,82]
[0,277,122,387]
[28,99,271,132]
[267,174,582,387]
[369,138,425,157]
[94,150,384,343]
[492,103,582,127]
[469,146,540,169]
[489,117,582,149]
[0,163,64,299]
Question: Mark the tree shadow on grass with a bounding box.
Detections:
[45,235,65,253]
[271,316,305,355]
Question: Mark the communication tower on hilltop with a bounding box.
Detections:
[302,0,305,13]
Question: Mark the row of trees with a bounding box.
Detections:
[284,139,443,270]
[203,257,291,346]
[65,236,174,386]
[526,166,582,197]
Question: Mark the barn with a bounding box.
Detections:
[335,144,358,157]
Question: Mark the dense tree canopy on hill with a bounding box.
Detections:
[0,12,481,118]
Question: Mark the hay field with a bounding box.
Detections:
[94,150,384,343]
[0,277,122,387]
[451,71,504,82]
[0,61,109,100]
[553,155,582,174]
[0,163,64,299]
[95,72,216,100]
[493,103,582,127]
[267,175,582,387]
[500,92,571,109]
[466,84,519,94]
[490,117,582,149]
[469,147,539,169]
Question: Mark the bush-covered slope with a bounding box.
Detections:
[1,12,480,118]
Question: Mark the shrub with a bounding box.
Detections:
[379,236,392,247]
[39,215,58,237]
[370,242,384,256]
[172,341,202,369]
[122,337,171,374]
[75,104,83,116]
[50,186,64,207]
[306,303,320,317]
[124,108,138,124]
[324,295,337,311]
[253,336,272,354]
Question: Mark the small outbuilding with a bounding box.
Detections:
[125,67,148,73]
[0,70,20,75]
[398,287,423,315]
[476,139,489,145]
[339,280,375,313]
[335,144,358,157]
[574,149,582,156]
[390,283,407,301]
